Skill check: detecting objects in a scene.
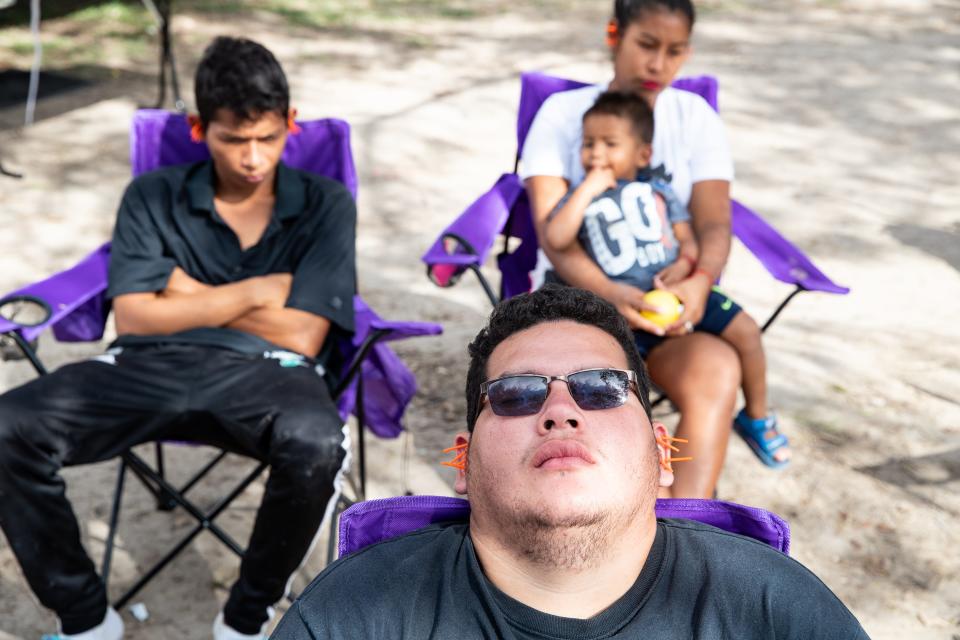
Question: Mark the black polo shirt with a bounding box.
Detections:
[107,160,356,357]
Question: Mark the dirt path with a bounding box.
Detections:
[1,1,958,637]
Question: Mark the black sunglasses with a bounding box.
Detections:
[479,368,640,417]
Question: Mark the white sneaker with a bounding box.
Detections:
[212,611,272,640]
[44,607,123,640]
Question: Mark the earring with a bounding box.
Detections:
[441,441,468,471]
[656,433,692,473]
[187,115,204,143]
[605,21,619,48]
[287,108,302,135]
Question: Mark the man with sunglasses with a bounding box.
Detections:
[274,285,867,639]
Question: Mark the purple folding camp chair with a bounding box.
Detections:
[423,72,849,331]
[337,495,790,558]
[0,111,441,608]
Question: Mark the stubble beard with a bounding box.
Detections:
[468,442,659,572]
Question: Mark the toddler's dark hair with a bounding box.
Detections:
[583,90,654,145]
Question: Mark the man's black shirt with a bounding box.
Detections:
[107,160,356,356]
[273,519,869,639]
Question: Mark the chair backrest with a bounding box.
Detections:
[130,110,359,198]
[499,73,719,301]
[422,73,721,301]
[338,495,791,558]
[516,72,719,157]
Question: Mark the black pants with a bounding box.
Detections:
[0,344,347,635]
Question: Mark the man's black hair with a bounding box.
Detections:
[465,284,653,431]
[583,90,655,145]
[194,36,290,128]
[613,0,695,32]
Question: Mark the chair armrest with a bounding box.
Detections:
[333,296,443,438]
[421,173,524,287]
[353,296,442,345]
[0,242,111,343]
[732,200,849,295]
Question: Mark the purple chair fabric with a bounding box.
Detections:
[731,200,848,294]
[516,72,590,154]
[338,495,790,558]
[0,111,441,437]
[422,72,849,300]
[0,243,110,343]
[422,173,523,287]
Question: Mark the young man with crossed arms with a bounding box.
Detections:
[0,37,355,640]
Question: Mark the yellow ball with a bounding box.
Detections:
[640,290,683,328]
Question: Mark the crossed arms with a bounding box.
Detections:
[113,267,331,357]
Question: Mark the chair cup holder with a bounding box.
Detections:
[427,263,464,288]
[0,295,53,328]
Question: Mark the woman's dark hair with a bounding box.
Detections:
[194,36,290,128]
[584,91,655,145]
[465,284,653,431]
[614,0,695,32]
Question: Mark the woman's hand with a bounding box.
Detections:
[604,281,666,336]
[655,271,713,336]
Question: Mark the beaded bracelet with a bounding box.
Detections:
[691,267,714,282]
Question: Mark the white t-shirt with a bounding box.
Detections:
[519,84,734,206]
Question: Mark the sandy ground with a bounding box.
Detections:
[1,0,959,637]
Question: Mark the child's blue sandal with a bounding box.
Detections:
[733,409,790,469]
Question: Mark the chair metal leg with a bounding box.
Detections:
[326,496,342,565]
[154,442,176,511]
[331,328,389,399]
[3,330,47,376]
[113,455,267,608]
[178,450,229,496]
[760,285,804,333]
[356,373,367,501]
[160,6,186,113]
[467,264,499,307]
[122,452,259,553]
[326,491,356,566]
[101,457,127,591]
[141,0,185,112]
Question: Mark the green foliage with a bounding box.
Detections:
[188,0,484,27]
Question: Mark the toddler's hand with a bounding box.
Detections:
[581,166,617,199]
